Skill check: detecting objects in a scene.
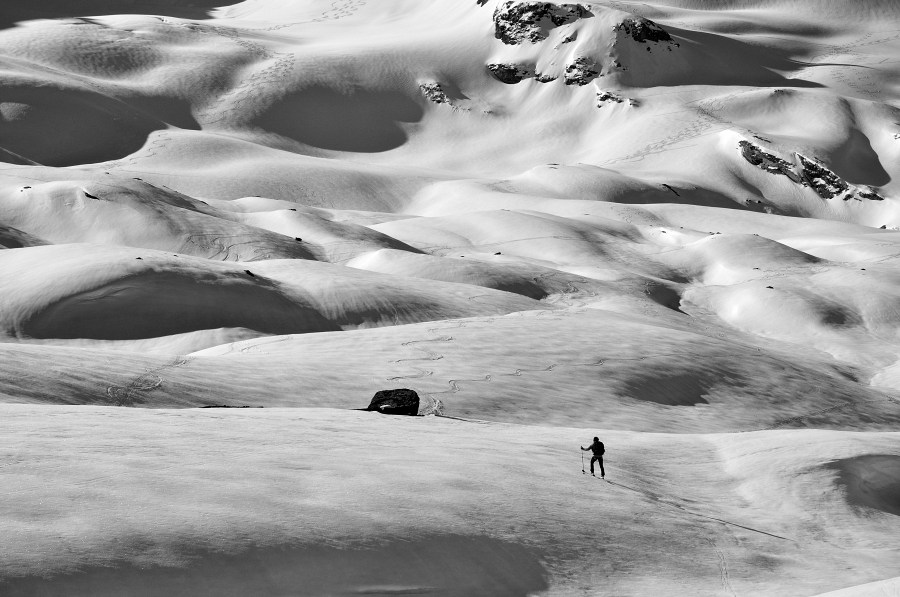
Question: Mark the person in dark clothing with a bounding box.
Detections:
[581,437,605,478]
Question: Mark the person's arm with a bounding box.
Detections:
[581,446,587,451]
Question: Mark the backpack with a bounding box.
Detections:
[594,441,605,456]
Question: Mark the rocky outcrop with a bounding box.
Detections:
[796,154,848,199]
[738,141,801,182]
[419,82,451,104]
[365,388,420,416]
[493,1,592,45]
[596,90,624,106]
[615,17,672,43]
[487,63,532,84]
[739,140,885,201]
[564,56,599,85]
[858,187,885,201]
[419,82,472,111]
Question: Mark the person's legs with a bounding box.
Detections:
[598,456,605,478]
[590,456,597,475]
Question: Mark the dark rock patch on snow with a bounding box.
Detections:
[493,1,592,45]
[738,141,801,182]
[487,63,533,84]
[740,141,886,202]
[365,388,420,415]
[420,82,452,104]
[596,90,624,106]
[615,17,673,43]
[564,57,599,85]
[857,187,885,201]
[797,154,848,199]
[419,81,472,110]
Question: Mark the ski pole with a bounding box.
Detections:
[581,450,585,474]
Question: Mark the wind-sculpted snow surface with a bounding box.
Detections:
[1,0,900,595]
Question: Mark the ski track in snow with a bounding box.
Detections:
[709,538,738,597]
[106,356,193,406]
[598,476,794,543]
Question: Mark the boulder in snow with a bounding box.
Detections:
[365,389,420,416]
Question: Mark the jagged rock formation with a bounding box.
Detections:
[419,82,472,111]
[615,17,673,43]
[564,57,599,85]
[738,140,885,201]
[492,1,592,45]
[365,389,420,416]
[596,90,624,106]
[738,141,802,182]
[796,154,848,199]
[420,82,451,104]
[858,187,885,201]
[487,63,532,84]
[535,73,557,83]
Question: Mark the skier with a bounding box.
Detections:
[581,436,605,478]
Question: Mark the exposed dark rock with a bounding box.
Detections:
[83,191,100,199]
[738,141,802,183]
[365,388,420,416]
[857,187,884,201]
[564,57,599,85]
[477,0,489,5]
[744,198,770,213]
[493,1,592,45]
[615,17,673,43]
[487,63,532,84]
[738,140,885,204]
[596,90,624,105]
[245,269,255,277]
[535,73,558,83]
[797,154,848,199]
[419,82,471,111]
[419,82,452,104]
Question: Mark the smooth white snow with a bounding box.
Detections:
[0,0,898,594]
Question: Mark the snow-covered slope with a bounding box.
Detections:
[1,0,898,595]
